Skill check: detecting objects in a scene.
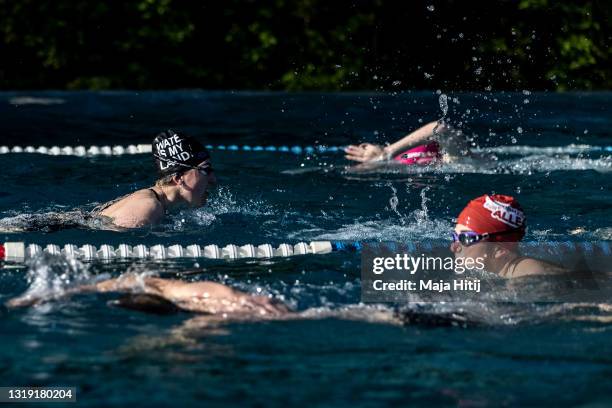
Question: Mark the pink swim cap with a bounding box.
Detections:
[393,142,441,165]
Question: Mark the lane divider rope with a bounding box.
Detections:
[0,241,346,262]
[1,144,611,157]
[1,241,609,263]
[0,144,344,156]
[0,144,152,156]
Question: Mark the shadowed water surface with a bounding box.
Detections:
[0,91,611,407]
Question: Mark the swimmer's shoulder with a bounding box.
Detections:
[100,188,164,228]
[507,257,569,278]
[126,189,164,218]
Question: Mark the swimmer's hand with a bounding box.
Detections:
[5,284,99,309]
[5,295,44,308]
[344,143,389,163]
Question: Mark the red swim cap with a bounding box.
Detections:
[456,194,526,242]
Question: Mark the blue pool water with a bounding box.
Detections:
[0,91,611,406]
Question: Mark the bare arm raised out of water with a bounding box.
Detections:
[345,121,450,163]
[345,122,473,163]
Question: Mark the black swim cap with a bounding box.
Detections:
[152,130,210,177]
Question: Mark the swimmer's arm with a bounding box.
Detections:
[7,276,289,315]
[383,121,448,157]
[95,276,238,302]
[344,121,447,162]
[99,277,289,315]
[6,276,180,308]
[5,283,102,308]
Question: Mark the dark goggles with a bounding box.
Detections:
[450,230,519,247]
[193,162,214,176]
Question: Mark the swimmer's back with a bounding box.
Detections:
[99,188,163,228]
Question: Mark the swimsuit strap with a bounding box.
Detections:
[148,188,162,204]
[148,188,166,214]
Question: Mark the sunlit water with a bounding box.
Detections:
[0,91,611,406]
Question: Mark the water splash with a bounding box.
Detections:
[0,211,91,232]
[474,144,609,155]
[438,93,448,122]
[165,186,276,230]
[344,153,611,176]
[14,253,96,307]
[167,210,217,230]
[498,155,611,174]
[412,187,431,225]
[0,208,122,233]
[386,184,405,222]
[205,186,275,216]
[305,187,451,242]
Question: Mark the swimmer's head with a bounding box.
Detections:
[455,194,526,243]
[451,195,526,270]
[152,130,211,178]
[450,194,525,273]
[152,130,215,207]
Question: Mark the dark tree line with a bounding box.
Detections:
[0,0,609,90]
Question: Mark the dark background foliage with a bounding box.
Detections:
[0,0,609,90]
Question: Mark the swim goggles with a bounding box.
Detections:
[450,230,519,246]
[194,161,214,176]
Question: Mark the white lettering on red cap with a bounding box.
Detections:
[483,196,524,228]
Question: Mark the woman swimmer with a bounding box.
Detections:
[450,194,568,278]
[0,130,216,232]
[345,121,471,165]
[93,130,216,228]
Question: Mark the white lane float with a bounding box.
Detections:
[0,241,339,262]
[0,144,152,156]
[1,241,610,264]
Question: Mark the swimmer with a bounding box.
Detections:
[344,120,471,165]
[450,194,568,278]
[94,130,216,228]
[5,273,290,317]
[5,272,403,326]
